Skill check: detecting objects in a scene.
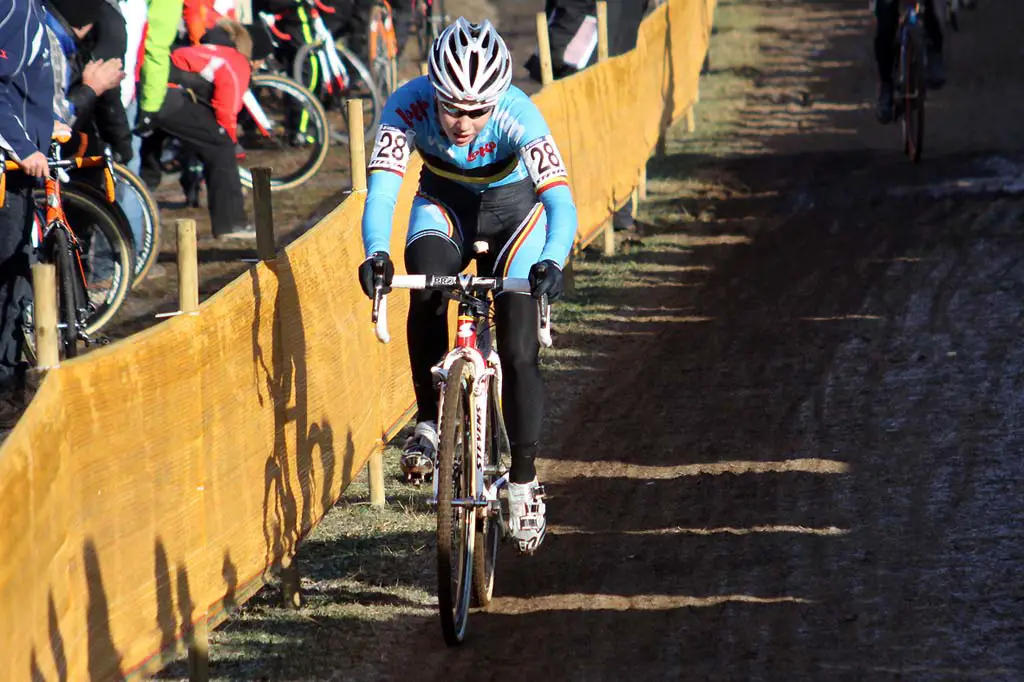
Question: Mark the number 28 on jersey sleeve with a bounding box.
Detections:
[368,124,412,176]
[521,134,570,193]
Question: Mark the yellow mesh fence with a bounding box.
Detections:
[0,0,714,678]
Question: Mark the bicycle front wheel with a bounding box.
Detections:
[239,74,331,192]
[111,163,161,288]
[436,357,475,646]
[472,371,507,608]
[900,27,926,163]
[40,186,133,335]
[53,228,80,359]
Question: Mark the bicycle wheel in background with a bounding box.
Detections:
[239,74,331,192]
[40,186,133,335]
[111,163,161,287]
[292,42,383,145]
[436,357,475,646]
[900,25,926,163]
[472,373,507,608]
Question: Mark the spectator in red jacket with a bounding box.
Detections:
[139,19,254,239]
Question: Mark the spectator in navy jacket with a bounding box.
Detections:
[0,0,56,424]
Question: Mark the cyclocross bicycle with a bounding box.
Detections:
[1,133,133,359]
[894,0,928,162]
[372,272,552,646]
[258,0,382,144]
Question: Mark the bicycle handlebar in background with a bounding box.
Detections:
[372,274,553,348]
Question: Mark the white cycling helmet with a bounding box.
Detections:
[427,17,512,108]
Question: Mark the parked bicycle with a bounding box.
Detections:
[259,0,382,145]
[0,132,133,359]
[894,0,928,162]
[372,272,552,646]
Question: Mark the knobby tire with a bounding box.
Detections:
[472,373,506,608]
[239,74,331,192]
[53,229,80,359]
[436,358,475,646]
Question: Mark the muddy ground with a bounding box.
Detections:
[149,0,1024,679]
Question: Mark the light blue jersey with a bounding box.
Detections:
[361,77,577,267]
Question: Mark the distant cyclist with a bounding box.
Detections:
[874,0,945,123]
[357,18,578,554]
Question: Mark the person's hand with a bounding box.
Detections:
[358,251,394,299]
[528,259,564,301]
[82,59,125,96]
[111,141,133,165]
[133,110,158,138]
[18,151,49,178]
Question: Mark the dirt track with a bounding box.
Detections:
[376,0,1024,678]
[156,0,1023,678]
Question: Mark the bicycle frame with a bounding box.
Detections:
[373,273,552,507]
[0,140,117,343]
[432,296,505,507]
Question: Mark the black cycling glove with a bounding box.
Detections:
[528,259,564,301]
[358,251,394,299]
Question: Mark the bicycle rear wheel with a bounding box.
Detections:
[41,186,133,335]
[900,27,926,163]
[436,358,475,646]
[239,74,331,192]
[110,163,161,288]
[472,372,507,608]
[52,228,80,359]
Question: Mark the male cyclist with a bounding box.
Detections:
[874,0,945,124]
[357,18,577,554]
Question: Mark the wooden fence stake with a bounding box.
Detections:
[176,219,199,314]
[31,263,59,369]
[563,250,577,298]
[638,166,648,201]
[187,615,209,682]
[252,167,276,261]
[368,449,385,507]
[685,106,696,133]
[279,554,303,609]
[596,1,609,62]
[347,99,367,193]
[420,61,428,77]
[631,185,640,217]
[602,219,615,257]
[536,12,554,86]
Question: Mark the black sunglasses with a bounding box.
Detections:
[438,101,494,119]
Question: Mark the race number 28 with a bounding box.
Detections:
[368,124,411,174]
[522,135,567,186]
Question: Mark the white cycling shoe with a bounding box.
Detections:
[507,478,547,555]
[401,421,438,485]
